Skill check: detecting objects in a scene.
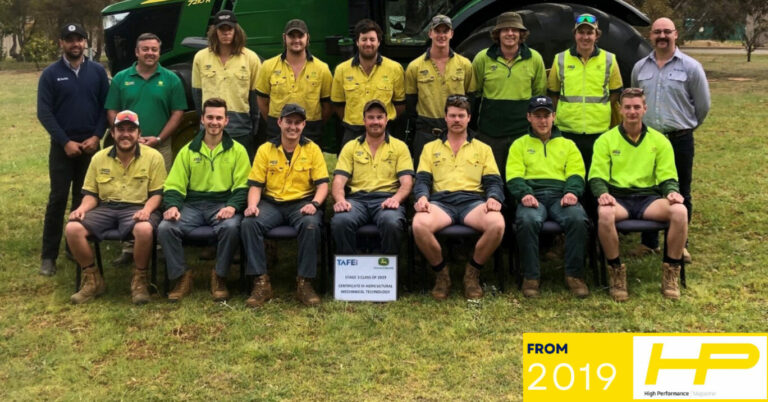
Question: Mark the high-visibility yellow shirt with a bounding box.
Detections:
[192,47,261,114]
[82,144,166,205]
[417,134,500,195]
[255,51,332,121]
[334,134,414,194]
[405,49,476,119]
[331,54,405,126]
[248,137,329,202]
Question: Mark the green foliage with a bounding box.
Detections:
[22,34,58,70]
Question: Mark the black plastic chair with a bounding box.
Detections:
[79,230,158,293]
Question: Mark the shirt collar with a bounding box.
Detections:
[424,47,455,60]
[649,47,681,62]
[568,45,600,59]
[526,125,563,139]
[351,52,383,66]
[128,62,161,78]
[439,129,475,143]
[62,55,85,72]
[267,135,310,147]
[280,49,315,61]
[356,132,391,144]
[487,43,531,61]
[617,123,648,145]
[107,143,142,159]
[189,129,235,152]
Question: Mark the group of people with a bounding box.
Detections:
[37,9,709,306]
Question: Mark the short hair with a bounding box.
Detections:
[491,28,529,44]
[353,19,383,43]
[203,97,228,113]
[206,23,247,55]
[444,95,471,114]
[135,33,161,48]
[619,88,646,104]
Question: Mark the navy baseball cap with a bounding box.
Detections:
[528,96,554,113]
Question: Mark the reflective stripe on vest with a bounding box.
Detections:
[556,50,613,134]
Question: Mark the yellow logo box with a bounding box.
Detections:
[522,333,767,401]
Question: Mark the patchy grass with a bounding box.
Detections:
[1,54,767,400]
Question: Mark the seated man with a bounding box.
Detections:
[158,98,250,302]
[590,88,688,302]
[66,110,166,304]
[412,95,505,300]
[331,100,414,255]
[241,104,329,307]
[506,96,589,298]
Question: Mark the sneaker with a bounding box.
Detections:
[607,264,629,302]
[431,267,451,300]
[522,279,540,298]
[661,262,681,300]
[39,259,57,276]
[565,276,589,298]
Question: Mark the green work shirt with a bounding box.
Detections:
[105,63,188,137]
[588,124,679,197]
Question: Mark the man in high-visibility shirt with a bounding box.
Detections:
[331,19,406,146]
[472,11,546,179]
[506,96,589,298]
[547,13,622,175]
[255,19,333,145]
[589,88,687,302]
[405,14,475,163]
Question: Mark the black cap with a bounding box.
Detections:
[214,10,237,28]
[528,96,554,113]
[280,103,307,119]
[284,19,308,35]
[60,23,87,40]
[363,99,387,115]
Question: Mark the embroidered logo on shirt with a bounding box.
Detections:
[612,150,621,156]
[57,77,69,81]
[99,168,110,174]
[125,81,135,86]
[527,148,536,154]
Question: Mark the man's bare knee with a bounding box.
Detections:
[133,222,153,239]
[65,221,86,238]
[597,206,615,225]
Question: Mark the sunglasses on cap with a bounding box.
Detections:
[575,14,597,24]
[115,111,139,124]
[446,94,469,102]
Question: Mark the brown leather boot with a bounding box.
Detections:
[661,262,681,300]
[71,265,106,304]
[565,276,589,298]
[210,269,229,301]
[608,264,629,302]
[168,270,193,302]
[246,274,274,308]
[463,263,483,299]
[296,276,321,306]
[130,268,151,305]
[522,279,540,298]
[431,267,451,300]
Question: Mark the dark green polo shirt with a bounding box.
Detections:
[105,63,187,137]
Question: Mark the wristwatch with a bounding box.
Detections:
[156,136,164,144]
[310,201,321,209]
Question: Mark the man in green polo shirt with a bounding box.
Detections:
[589,88,688,302]
[105,33,187,170]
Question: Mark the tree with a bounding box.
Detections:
[742,2,768,62]
[0,0,37,61]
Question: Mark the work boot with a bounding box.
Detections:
[522,279,540,298]
[71,265,106,304]
[626,243,660,258]
[296,276,321,306]
[463,263,484,299]
[661,262,681,300]
[130,268,151,305]
[682,248,692,264]
[210,269,229,301]
[431,267,451,300]
[607,264,629,302]
[167,271,193,302]
[565,276,589,298]
[246,274,274,308]
[39,259,57,276]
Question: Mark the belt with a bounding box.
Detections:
[664,129,693,138]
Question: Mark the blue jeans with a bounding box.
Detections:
[515,191,588,279]
[241,199,323,278]
[330,194,405,255]
[157,201,242,280]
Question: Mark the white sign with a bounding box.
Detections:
[334,255,397,302]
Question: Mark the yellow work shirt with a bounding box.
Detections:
[417,134,500,195]
[192,48,261,114]
[255,51,332,121]
[248,137,329,202]
[334,134,414,194]
[405,49,476,119]
[82,144,166,205]
[331,54,405,126]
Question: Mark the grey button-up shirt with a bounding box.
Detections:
[631,48,710,133]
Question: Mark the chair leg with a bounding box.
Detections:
[240,241,249,295]
[407,226,415,293]
[93,241,104,277]
[588,225,600,287]
[151,237,158,295]
[494,248,505,293]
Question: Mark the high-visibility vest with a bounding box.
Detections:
[554,50,615,135]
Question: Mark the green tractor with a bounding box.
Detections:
[102,0,652,152]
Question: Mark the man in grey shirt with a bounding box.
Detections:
[631,17,710,262]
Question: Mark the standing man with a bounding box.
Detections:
[506,96,589,298]
[331,100,414,255]
[255,19,333,144]
[405,14,475,163]
[157,98,250,302]
[65,111,166,305]
[106,33,187,171]
[37,23,109,276]
[590,89,688,302]
[412,96,505,301]
[472,12,546,176]
[547,13,622,175]
[632,17,710,262]
[331,19,406,146]
[241,104,329,308]
[192,10,261,159]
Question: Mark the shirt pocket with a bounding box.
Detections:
[270,75,289,100]
[291,163,313,188]
[305,77,322,100]
[665,70,687,91]
[96,174,115,194]
[374,82,393,103]
[353,154,371,169]
[636,71,654,83]
[202,70,218,87]
[447,74,465,94]
[464,158,483,181]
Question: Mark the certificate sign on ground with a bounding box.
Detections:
[334,255,397,302]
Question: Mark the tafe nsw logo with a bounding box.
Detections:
[633,336,767,399]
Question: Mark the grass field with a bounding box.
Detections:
[1,54,767,401]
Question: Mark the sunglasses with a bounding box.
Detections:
[115,111,139,124]
[446,94,469,103]
[651,29,676,35]
[575,14,597,24]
